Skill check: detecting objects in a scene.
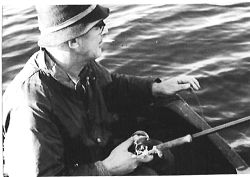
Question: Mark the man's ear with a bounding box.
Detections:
[68,38,79,49]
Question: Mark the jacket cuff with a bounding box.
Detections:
[95,161,112,176]
[150,77,162,97]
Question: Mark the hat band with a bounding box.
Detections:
[41,4,97,34]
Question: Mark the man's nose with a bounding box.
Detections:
[102,26,109,35]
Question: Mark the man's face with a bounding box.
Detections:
[75,20,106,60]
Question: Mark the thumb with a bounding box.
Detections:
[118,137,134,150]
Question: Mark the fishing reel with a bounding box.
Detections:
[130,130,162,157]
[129,131,175,175]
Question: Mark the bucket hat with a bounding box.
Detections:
[36,5,110,47]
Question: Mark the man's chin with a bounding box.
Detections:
[89,54,102,61]
[95,50,102,59]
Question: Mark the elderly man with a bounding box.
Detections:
[3,5,200,176]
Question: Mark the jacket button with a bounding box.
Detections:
[97,137,102,143]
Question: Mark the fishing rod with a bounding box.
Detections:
[155,115,250,152]
[132,114,250,172]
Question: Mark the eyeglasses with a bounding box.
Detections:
[93,20,106,33]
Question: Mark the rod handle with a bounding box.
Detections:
[156,134,192,150]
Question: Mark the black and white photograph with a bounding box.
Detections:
[2,1,250,176]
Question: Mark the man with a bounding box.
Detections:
[3,5,200,176]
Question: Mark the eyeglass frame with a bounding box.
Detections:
[92,20,106,33]
[70,20,106,43]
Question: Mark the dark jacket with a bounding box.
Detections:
[3,49,156,176]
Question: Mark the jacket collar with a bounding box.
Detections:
[36,48,77,89]
[35,48,111,91]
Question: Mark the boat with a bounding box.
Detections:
[112,94,249,175]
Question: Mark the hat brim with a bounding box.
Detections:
[38,5,109,47]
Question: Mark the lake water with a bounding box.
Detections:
[2,4,250,165]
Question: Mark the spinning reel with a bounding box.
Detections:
[130,131,162,157]
[129,131,175,175]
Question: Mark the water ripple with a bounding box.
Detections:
[2,4,250,162]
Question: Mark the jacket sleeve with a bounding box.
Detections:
[3,82,109,176]
[104,73,158,112]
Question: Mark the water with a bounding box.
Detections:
[2,4,250,164]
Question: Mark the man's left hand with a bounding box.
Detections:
[152,76,200,97]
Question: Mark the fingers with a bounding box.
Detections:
[179,83,191,90]
[132,153,154,163]
[177,76,200,91]
[190,77,200,90]
[138,154,154,163]
[192,77,200,89]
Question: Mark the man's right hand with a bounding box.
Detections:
[102,136,154,175]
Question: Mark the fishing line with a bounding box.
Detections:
[176,88,205,119]
[191,88,204,119]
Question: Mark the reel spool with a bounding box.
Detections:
[131,131,162,156]
[133,131,150,156]
[130,131,175,175]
